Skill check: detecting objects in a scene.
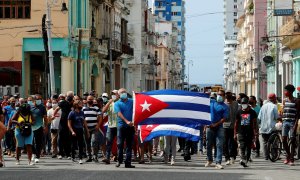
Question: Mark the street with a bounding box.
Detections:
[1,153,299,180]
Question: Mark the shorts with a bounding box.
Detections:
[282,120,295,137]
[137,130,153,146]
[15,128,33,147]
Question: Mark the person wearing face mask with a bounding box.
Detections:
[29,94,48,164]
[0,107,6,167]
[234,97,257,168]
[257,93,279,160]
[281,84,300,166]
[82,95,102,163]
[3,97,17,157]
[205,90,228,169]
[249,96,261,158]
[102,90,119,164]
[223,91,238,165]
[114,88,135,168]
[68,100,90,164]
[237,93,247,106]
[47,99,61,158]
[53,92,73,160]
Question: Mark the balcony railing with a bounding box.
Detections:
[280,17,300,47]
[122,44,134,56]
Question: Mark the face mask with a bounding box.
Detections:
[103,97,108,103]
[216,95,223,103]
[120,93,128,100]
[15,107,19,111]
[28,101,33,106]
[242,104,248,110]
[52,103,58,109]
[284,91,291,97]
[112,95,117,101]
[36,100,42,106]
[46,103,52,108]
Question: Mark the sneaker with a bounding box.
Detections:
[288,161,295,166]
[67,157,71,160]
[115,162,121,167]
[205,161,213,167]
[102,159,110,164]
[125,164,135,168]
[79,159,83,164]
[230,158,235,165]
[170,156,175,166]
[139,160,145,164]
[93,157,99,163]
[284,159,290,164]
[34,158,39,163]
[28,161,35,166]
[58,155,63,159]
[16,161,20,165]
[86,158,93,163]
[240,160,248,168]
[199,150,204,155]
[31,154,35,161]
[159,151,164,157]
[225,160,231,165]
[52,154,57,158]
[215,164,224,169]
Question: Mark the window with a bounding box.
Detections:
[234,0,237,2]
[0,0,31,19]
[234,19,237,23]
[234,5,237,9]
[234,12,237,16]
[172,12,178,16]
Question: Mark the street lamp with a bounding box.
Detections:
[188,60,193,91]
[45,0,68,96]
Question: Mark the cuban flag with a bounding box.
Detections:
[133,90,211,142]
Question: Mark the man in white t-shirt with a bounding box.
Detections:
[47,99,61,158]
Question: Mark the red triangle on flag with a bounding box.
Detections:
[140,124,159,142]
[134,93,169,125]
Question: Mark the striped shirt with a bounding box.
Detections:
[282,98,297,121]
[82,106,101,130]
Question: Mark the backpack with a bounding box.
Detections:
[19,114,32,137]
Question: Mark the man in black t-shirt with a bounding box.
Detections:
[234,97,257,168]
[54,93,74,159]
[0,103,6,167]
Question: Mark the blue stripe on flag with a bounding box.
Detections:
[138,118,211,127]
[141,90,209,98]
[165,102,210,112]
[144,130,200,142]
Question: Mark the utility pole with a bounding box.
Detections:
[257,21,261,100]
[109,37,113,92]
[77,29,82,97]
[45,0,55,96]
[275,16,280,97]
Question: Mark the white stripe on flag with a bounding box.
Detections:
[152,124,200,136]
[150,109,211,121]
[150,95,210,105]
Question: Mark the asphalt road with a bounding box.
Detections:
[1,152,299,180]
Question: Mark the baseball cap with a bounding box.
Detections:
[268,93,276,100]
[112,90,118,94]
[102,93,108,97]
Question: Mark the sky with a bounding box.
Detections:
[185,0,224,85]
[149,0,224,85]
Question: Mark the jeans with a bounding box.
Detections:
[282,120,296,161]
[262,133,271,159]
[32,127,44,158]
[238,133,253,162]
[44,124,51,154]
[5,129,15,152]
[164,136,177,158]
[86,129,102,158]
[117,126,135,165]
[51,129,59,155]
[224,128,237,161]
[58,127,71,157]
[206,127,224,164]
[71,128,84,159]
[106,127,117,160]
[199,126,204,151]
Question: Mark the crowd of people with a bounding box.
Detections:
[0,84,299,169]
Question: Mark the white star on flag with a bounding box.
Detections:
[140,100,152,112]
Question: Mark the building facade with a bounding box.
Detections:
[0,0,69,98]
[154,0,185,87]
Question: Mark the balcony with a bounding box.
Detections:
[224,47,235,53]
[122,44,134,56]
[280,17,300,49]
